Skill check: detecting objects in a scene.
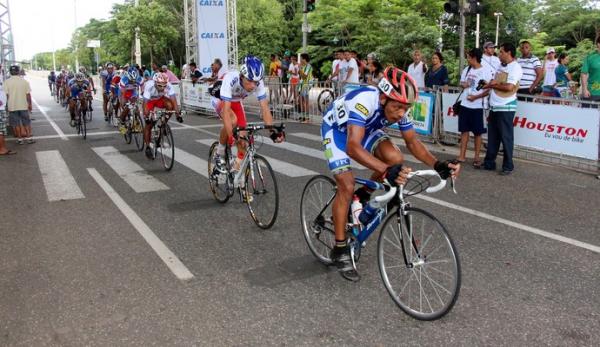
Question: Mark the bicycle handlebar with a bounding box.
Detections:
[233,122,285,136]
[407,170,447,193]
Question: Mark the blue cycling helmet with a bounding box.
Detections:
[239,55,264,82]
[124,67,141,84]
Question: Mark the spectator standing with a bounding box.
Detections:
[206,58,225,84]
[269,54,282,77]
[457,48,494,166]
[188,62,203,85]
[482,41,501,72]
[0,66,15,155]
[517,41,543,95]
[339,49,360,93]
[161,65,180,84]
[288,55,300,106]
[407,50,427,89]
[424,52,449,91]
[366,60,383,86]
[554,53,573,98]
[581,36,600,103]
[541,47,559,97]
[298,53,313,121]
[482,43,523,175]
[281,51,292,102]
[151,62,160,77]
[329,50,343,91]
[181,63,190,80]
[5,65,34,145]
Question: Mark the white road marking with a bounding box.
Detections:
[87,168,194,281]
[32,97,67,140]
[36,150,85,201]
[196,139,318,177]
[416,194,600,254]
[163,146,209,178]
[92,146,169,193]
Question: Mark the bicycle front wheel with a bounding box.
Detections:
[124,116,132,144]
[300,175,337,265]
[81,111,87,140]
[133,112,144,151]
[244,154,278,229]
[377,207,461,321]
[158,123,175,171]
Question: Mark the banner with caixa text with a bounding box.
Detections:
[197,0,229,76]
[441,92,600,160]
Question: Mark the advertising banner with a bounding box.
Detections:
[197,0,229,76]
[441,92,600,160]
[389,91,435,136]
[181,80,212,109]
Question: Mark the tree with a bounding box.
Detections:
[237,0,287,62]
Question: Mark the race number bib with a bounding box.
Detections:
[323,98,349,126]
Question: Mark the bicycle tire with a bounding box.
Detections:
[300,175,337,265]
[158,123,175,171]
[124,117,132,144]
[244,154,279,229]
[86,100,93,122]
[208,141,232,203]
[377,207,461,321]
[317,89,335,113]
[81,109,87,140]
[133,112,144,151]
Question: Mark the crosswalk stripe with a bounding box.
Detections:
[254,135,367,170]
[195,139,318,177]
[92,146,169,193]
[162,146,209,178]
[36,150,85,201]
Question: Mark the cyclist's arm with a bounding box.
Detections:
[344,67,354,82]
[346,124,387,175]
[258,98,274,126]
[169,95,179,113]
[402,128,437,167]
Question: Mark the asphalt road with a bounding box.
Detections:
[1,75,599,346]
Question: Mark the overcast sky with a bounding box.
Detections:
[11,0,126,61]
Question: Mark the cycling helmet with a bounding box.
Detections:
[79,66,87,73]
[239,55,264,82]
[75,72,85,82]
[378,67,418,105]
[106,63,114,69]
[67,72,75,79]
[154,72,169,87]
[125,67,140,83]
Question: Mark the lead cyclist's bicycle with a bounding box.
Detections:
[300,170,461,320]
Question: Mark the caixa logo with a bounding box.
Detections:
[202,67,212,74]
[201,32,225,39]
[198,0,224,6]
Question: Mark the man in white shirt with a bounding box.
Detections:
[330,50,360,93]
[482,42,523,175]
[407,50,427,89]
[482,41,501,72]
[541,47,559,96]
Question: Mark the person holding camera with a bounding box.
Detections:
[457,48,495,168]
[482,43,523,176]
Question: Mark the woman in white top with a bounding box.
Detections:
[457,48,495,167]
[287,55,300,105]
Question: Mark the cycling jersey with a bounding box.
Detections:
[218,70,267,102]
[143,80,176,100]
[321,86,414,173]
[102,72,115,92]
[111,75,121,96]
[48,74,56,82]
[69,81,90,98]
[119,75,141,100]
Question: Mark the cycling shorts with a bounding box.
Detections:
[121,89,137,101]
[211,98,247,128]
[145,97,170,113]
[321,123,391,174]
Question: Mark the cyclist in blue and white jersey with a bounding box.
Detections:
[210,55,284,172]
[322,66,461,281]
[118,67,143,131]
[101,63,116,120]
[67,73,90,126]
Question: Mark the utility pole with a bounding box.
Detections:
[458,0,465,74]
[134,0,141,66]
[494,12,503,46]
[73,0,79,71]
[475,13,480,48]
[302,0,308,53]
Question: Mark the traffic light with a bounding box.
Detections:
[306,0,316,12]
[467,0,484,14]
[444,0,459,14]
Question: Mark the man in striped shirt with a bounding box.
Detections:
[517,41,543,95]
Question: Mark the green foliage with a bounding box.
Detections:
[237,0,287,62]
[566,39,595,82]
[537,0,600,47]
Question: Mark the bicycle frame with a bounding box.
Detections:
[230,134,257,190]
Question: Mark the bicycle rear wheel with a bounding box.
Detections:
[86,100,93,122]
[208,142,233,203]
[157,123,175,171]
[81,110,87,140]
[300,175,337,265]
[124,115,132,144]
[244,154,279,229]
[132,112,144,151]
[377,207,461,320]
[317,89,335,113]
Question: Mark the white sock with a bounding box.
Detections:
[217,143,226,156]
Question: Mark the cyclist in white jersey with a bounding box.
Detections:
[322,66,461,281]
[210,55,284,171]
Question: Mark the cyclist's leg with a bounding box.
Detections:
[231,102,247,163]
[368,130,404,180]
[103,91,109,116]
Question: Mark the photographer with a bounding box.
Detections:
[457,48,495,168]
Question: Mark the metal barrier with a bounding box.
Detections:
[181,78,600,173]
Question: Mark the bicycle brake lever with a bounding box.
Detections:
[450,177,457,194]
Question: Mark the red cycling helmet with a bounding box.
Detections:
[378,67,419,105]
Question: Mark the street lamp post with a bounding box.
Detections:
[134,0,141,66]
[494,12,503,46]
[73,0,79,72]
